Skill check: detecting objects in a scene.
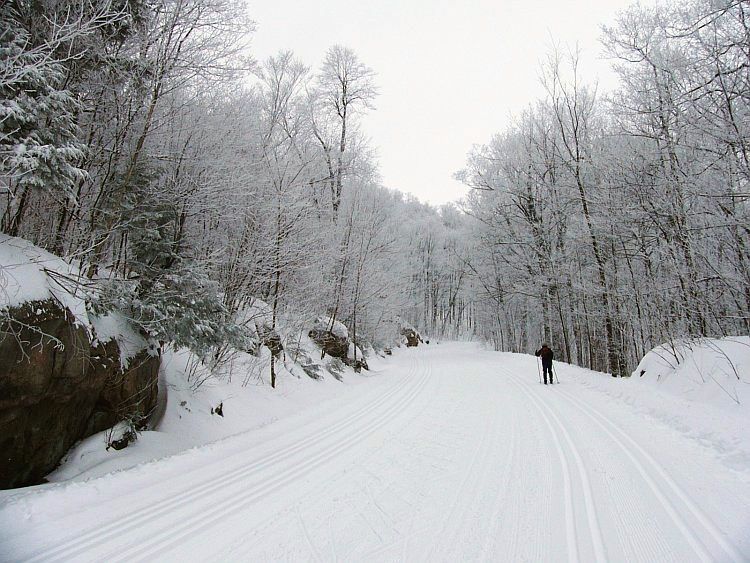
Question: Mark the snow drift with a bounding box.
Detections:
[633,337,750,408]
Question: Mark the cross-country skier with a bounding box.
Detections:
[535,344,554,384]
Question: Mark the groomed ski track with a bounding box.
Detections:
[1,342,748,562]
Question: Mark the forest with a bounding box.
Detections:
[2,0,748,378]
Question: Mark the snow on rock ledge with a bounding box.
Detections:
[308,316,350,359]
[0,236,160,489]
[313,316,349,339]
[91,311,150,370]
[0,234,90,331]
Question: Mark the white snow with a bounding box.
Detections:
[1,342,748,562]
[632,336,750,408]
[313,315,348,339]
[90,312,150,369]
[236,298,274,335]
[347,341,364,360]
[43,342,374,484]
[0,234,90,330]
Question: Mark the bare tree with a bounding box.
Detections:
[309,45,377,217]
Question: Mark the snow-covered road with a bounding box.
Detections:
[1,342,749,562]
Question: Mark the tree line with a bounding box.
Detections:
[458,0,750,375]
[0,0,473,380]
[4,0,744,379]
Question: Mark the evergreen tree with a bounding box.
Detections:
[0,8,86,235]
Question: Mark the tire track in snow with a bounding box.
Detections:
[554,385,745,563]
[23,353,426,562]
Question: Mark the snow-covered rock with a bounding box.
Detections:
[91,311,150,370]
[309,316,350,359]
[235,299,284,357]
[0,236,160,489]
[47,341,388,482]
[348,341,363,361]
[0,234,90,331]
[312,316,349,339]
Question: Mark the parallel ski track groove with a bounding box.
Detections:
[556,385,744,563]
[531,385,607,562]
[586,424,670,562]
[116,353,431,562]
[504,370,582,563]
[356,358,503,562]
[494,394,546,563]
[26,353,426,563]
[503,371,578,562]
[227,363,439,562]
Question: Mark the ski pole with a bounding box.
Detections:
[537,356,542,384]
[553,363,559,384]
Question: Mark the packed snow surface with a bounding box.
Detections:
[1,342,749,562]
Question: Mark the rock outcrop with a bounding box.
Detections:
[0,300,159,489]
[82,346,160,438]
[308,316,350,359]
[379,315,423,348]
[401,327,423,347]
[240,299,283,358]
[308,316,368,372]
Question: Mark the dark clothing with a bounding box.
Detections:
[541,363,553,384]
[535,346,554,366]
[535,346,554,384]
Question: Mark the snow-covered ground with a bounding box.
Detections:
[43,343,391,483]
[1,342,749,562]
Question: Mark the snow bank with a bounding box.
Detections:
[0,234,89,329]
[633,337,750,408]
[348,341,364,361]
[552,337,750,473]
[46,335,387,482]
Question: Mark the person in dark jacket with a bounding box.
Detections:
[535,344,554,384]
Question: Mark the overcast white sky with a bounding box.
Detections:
[247,0,643,205]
